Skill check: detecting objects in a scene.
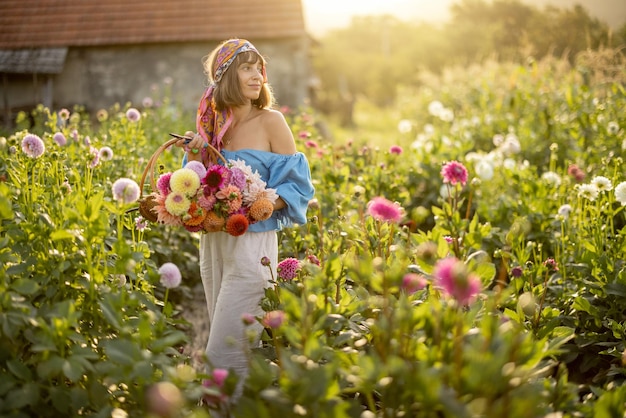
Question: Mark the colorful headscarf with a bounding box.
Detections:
[196,39,266,152]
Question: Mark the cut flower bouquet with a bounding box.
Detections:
[148,159,278,236]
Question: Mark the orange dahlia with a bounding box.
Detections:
[184,202,206,227]
[203,211,226,232]
[249,198,274,221]
[225,213,249,236]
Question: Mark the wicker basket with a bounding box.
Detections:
[137,137,225,223]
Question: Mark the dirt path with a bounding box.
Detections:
[180,283,209,368]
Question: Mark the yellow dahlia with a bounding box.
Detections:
[169,168,201,196]
[165,191,191,216]
[249,198,274,221]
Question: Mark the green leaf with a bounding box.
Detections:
[10,278,40,295]
[6,359,32,380]
[103,340,137,366]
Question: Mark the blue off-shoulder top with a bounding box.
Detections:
[184,149,314,232]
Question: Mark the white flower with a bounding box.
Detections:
[608,121,620,135]
[577,183,599,201]
[439,108,454,122]
[557,204,572,219]
[500,133,521,155]
[614,181,626,205]
[492,134,504,147]
[475,159,494,181]
[428,100,444,117]
[503,158,516,170]
[397,119,412,134]
[541,171,561,187]
[591,176,612,192]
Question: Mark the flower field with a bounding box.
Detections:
[2,53,626,417]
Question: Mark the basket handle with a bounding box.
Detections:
[139,137,227,197]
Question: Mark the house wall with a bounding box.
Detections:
[2,37,310,124]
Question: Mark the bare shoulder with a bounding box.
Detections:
[260,109,296,155]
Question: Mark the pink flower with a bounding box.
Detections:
[99,146,114,161]
[543,258,559,272]
[184,160,207,179]
[402,273,427,294]
[126,107,141,122]
[158,263,182,289]
[203,165,229,191]
[305,140,318,148]
[58,108,70,120]
[433,257,481,305]
[389,145,403,155]
[156,172,173,195]
[277,257,300,280]
[298,130,311,139]
[241,313,256,325]
[441,161,468,186]
[260,256,271,267]
[307,254,321,266]
[206,369,229,388]
[53,132,67,146]
[262,310,286,329]
[367,196,403,223]
[112,178,140,204]
[21,134,45,158]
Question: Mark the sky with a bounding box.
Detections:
[301,0,626,36]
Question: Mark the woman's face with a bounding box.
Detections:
[237,59,264,101]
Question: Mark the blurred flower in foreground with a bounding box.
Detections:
[440,161,468,186]
[158,262,182,289]
[262,310,286,329]
[277,257,301,280]
[433,257,481,305]
[367,196,404,223]
[21,134,45,158]
[614,181,626,205]
[145,381,183,418]
[402,273,427,294]
[112,178,140,204]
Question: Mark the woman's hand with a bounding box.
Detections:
[174,131,205,162]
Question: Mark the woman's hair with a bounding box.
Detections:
[203,49,274,111]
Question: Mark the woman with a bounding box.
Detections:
[178,39,314,397]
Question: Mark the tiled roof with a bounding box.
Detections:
[0,0,306,49]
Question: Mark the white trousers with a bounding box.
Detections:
[199,230,277,383]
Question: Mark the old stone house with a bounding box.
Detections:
[0,0,311,127]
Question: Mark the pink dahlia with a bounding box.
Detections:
[21,134,45,158]
[203,165,229,191]
[156,172,173,195]
[277,257,301,280]
[441,161,468,186]
[433,257,481,305]
[366,196,403,223]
